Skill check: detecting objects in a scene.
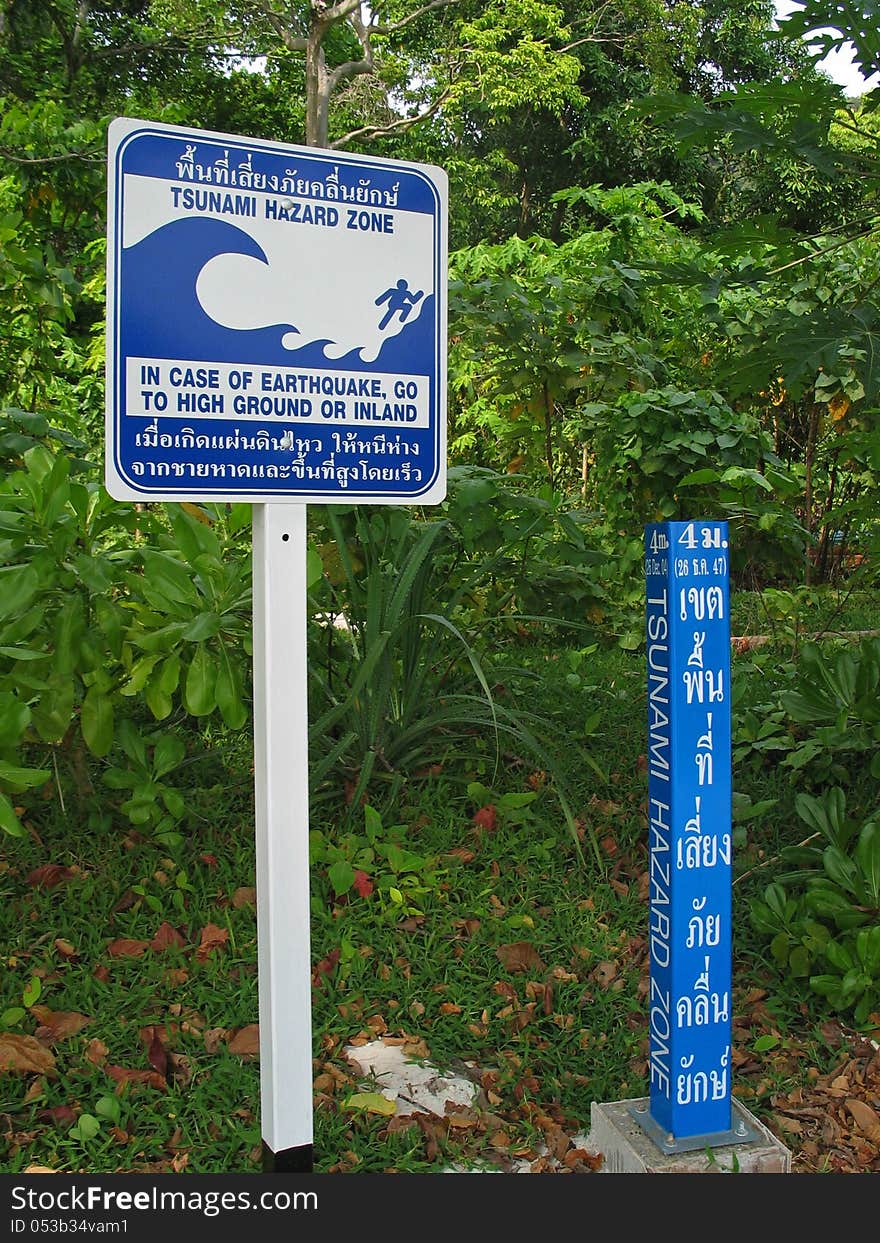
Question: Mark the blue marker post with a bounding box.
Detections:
[637,519,757,1153]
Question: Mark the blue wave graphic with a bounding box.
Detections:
[119,216,435,372]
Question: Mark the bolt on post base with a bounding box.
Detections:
[630,1101,760,1155]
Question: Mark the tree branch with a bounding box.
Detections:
[327,57,374,92]
[324,0,365,25]
[371,0,458,36]
[331,87,450,148]
[257,1,308,51]
[0,147,104,164]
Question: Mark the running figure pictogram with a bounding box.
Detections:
[375,278,424,330]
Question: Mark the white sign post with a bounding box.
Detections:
[105,118,447,1171]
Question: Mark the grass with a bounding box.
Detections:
[1,584,878,1173]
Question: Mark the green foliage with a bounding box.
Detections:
[748,788,880,1026]
[307,499,587,856]
[733,636,880,784]
[309,802,446,920]
[440,466,608,632]
[124,503,253,731]
[778,638,880,778]
[102,721,188,848]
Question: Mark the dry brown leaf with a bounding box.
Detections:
[496,942,545,974]
[147,1030,168,1080]
[846,1098,880,1143]
[24,1165,56,1174]
[30,1007,92,1043]
[0,1033,57,1076]
[203,1027,227,1054]
[84,1038,109,1066]
[105,1065,166,1092]
[150,922,186,953]
[774,1114,804,1135]
[37,1105,78,1127]
[232,887,256,909]
[25,865,75,890]
[107,938,150,959]
[227,1025,260,1057]
[590,960,619,989]
[195,923,229,961]
[53,939,78,959]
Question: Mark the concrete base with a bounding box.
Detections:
[586,1097,791,1173]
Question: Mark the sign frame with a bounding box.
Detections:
[105,116,447,506]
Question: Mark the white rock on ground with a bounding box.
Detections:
[342,1038,563,1172]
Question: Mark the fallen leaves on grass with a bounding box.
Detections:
[0,1034,56,1076]
[846,1098,880,1145]
[343,1091,396,1117]
[232,887,256,908]
[312,947,340,988]
[472,805,497,832]
[105,1065,166,1093]
[25,865,76,890]
[53,939,78,959]
[147,1030,168,1080]
[590,960,620,990]
[84,1039,109,1066]
[30,1007,92,1043]
[227,1025,260,1057]
[150,922,186,952]
[107,938,150,959]
[195,923,229,961]
[496,942,545,974]
[37,1105,78,1128]
[445,847,476,864]
[353,870,374,898]
[768,1035,880,1172]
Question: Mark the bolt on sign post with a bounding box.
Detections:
[639,520,757,1153]
[105,118,448,1171]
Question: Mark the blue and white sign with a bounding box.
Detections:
[105,118,447,503]
[643,520,733,1150]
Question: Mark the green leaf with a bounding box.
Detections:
[183,612,221,642]
[80,686,115,757]
[0,1007,26,1027]
[119,654,162,696]
[71,1114,101,1140]
[0,760,50,794]
[364,804,383,842]
[497,791,538,810]
[306,547,324,589]
[153,734,185,778]
[215,646,247,730]
[184,646,216,716]
[0,564,40,619]
[752,1033,779,1052]
[0,691,29,745]
[22,975,41,1007]
[855,822,880,905]
[0,791,26,837]
[789,946,811,977]
[31,676,75,743]
[95,1096,121,1125]
[145,682,172,721]
[343,1092,396,1116]
[328,859,355,896]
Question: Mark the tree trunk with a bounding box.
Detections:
[305,31,330,148]
[803,401,820,586]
